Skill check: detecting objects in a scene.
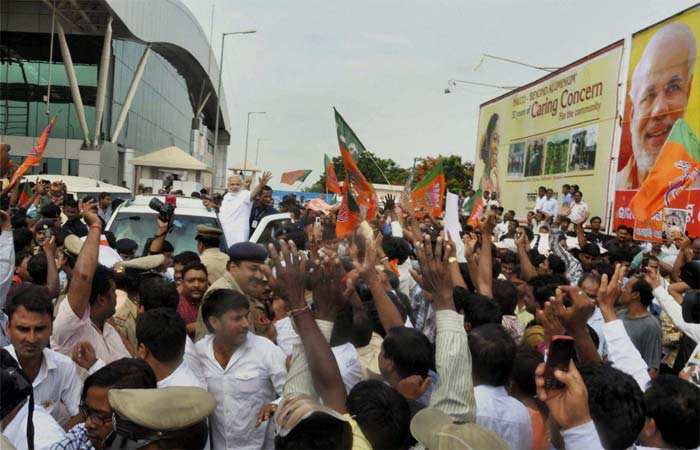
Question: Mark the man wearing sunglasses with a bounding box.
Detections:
[53,358,156,450]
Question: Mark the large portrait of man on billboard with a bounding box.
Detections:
[617,22,696,189]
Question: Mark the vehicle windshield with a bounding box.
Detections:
[108,212,220,255]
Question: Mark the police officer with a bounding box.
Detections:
[107,387,216,450]
[195,225,228,284]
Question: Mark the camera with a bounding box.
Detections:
[149,197,176,223]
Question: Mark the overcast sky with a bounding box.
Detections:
[181,0,696,189]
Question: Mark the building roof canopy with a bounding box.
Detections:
[129,146,211,172]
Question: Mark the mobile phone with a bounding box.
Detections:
[44,228,52,239]
[545,335,575,389]
[315,216,321,226]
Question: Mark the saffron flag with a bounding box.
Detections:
[334,109,377,227]
[280,169,312,185]
[336,174,361,238]
[465,188,485,228]
[325,154,341,194]
[10,116,56,185]
[411,159,445,218]
[629,119,700,223]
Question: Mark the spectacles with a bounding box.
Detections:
[79,404,113,426]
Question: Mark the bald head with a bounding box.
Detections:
[629,22,696,178]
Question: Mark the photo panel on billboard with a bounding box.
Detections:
[614,5,700,241]
[473,42,624,223]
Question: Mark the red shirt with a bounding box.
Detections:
[177,295,200,325]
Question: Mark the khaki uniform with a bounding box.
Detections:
[113,297,138,352]
[199,247,228,284]
[194,271,270,342]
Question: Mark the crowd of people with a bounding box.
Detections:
[0,165,699,450]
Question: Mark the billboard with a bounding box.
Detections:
[474,41,624,223]
[614,5,700,241]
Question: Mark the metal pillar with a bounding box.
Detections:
[93,16,112,147]
[111,45,151,144]
[56,21,90,145]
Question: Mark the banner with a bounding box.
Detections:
[411,159,446,218]
[614,6,700,241]
[473,42,623,225]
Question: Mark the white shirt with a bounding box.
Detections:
[586,307,608,357]
[474,384,533,450]
[4,346,82,422]
[494,221,508,241]
[533,195,546,213]
[157,361,206,389]
[219,190,253,245]
[275,318,362,393]
[194,333,287,450]
[542,197,559,218]
[2,402,66,450]
[569,200,589,225]
[51,299,131,372]
[603,319,650,392]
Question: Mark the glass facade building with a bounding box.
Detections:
[0,0,229,189]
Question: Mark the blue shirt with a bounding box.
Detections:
[51,424,95,450]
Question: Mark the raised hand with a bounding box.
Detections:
[82,199,101,228]
[478,211,497,236]
[352,236,379,283]
[311,252,352,321]
[384,194,396,212]
[535,361,591,430]
[260,171,273,185]
[42,235,56,256]
[463,232,478,259]
[261,240,308,310]
[643,266,661,290]
[598,264,626,322]
[515,227,530,248]
[536,300,564,349]
[553,286,595,335]
[410,234,453,309]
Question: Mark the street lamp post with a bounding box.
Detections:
[212,29,256,162]
[444,79,518,94]
[243,111,265,173]
[255,138,270,165]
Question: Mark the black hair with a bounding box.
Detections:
[161,240,174,253]
[98,192,110,201]
[593,260,614,279]
[25,254,47,285]
[202,289,249,333]
[382,236,411,265]
[645,375,700,449]
[63,197,78,209]
[590,216,602,223]
[39,203,61,219]
[6,285,53,320]
[138,277,180,311]
[631,276,654,307]
[260,185,272,193]
[330,302,373,349]
[500,251,517,266]
[469,323,515,386]
[89,265,115,305]
[527,274,568,309]
[13,228,33,253]
[275,412,353,450]
[454,288,502,328]
[172,251,201,267]
[577,361,646,449]
[562,183,571,189]
[136,308,186,364]
[197,234,220,249]
[580,243,600,257]
[382,326,433,379]
[492,279,517,316]
[81,358,157,403]
[14,250,31,268]
[608,250,633,266]
[347,380,413,449]
[480,113,499,165]
[181,261,208,280]
[547,254,566,275]
[511,346,543,398]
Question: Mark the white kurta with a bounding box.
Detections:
[219,190,253,246]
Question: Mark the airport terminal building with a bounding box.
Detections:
[0,0,230,190]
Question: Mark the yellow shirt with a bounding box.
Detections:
[345,414,372,450]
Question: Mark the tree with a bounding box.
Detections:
[414,155,474,194]
[306,150,408,192]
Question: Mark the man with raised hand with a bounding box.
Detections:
[51,199,131,372]
[219,171,272,246]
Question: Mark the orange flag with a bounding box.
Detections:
[411,159,445,218]
[629,119,700,222]
[10,116,56,185]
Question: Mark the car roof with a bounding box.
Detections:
[112,195,217,217]
[26,175,132,195]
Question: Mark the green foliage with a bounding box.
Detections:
[415,155,474,193]
[306,152,474,194]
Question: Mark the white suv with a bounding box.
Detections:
[106,195,292,255]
